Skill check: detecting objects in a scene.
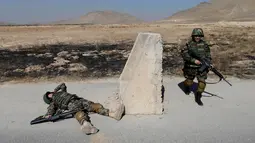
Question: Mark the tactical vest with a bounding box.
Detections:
[185,40,208,67]
[52,91,79,110]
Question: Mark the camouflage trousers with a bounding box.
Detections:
[67,98,109,125]
[182,66,209,93]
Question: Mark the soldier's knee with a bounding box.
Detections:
[75,111,90,125]
[91,103,109,116]
[91,103,103,111]
[197,81,206,93]
[184,79,193,86]
[197,76,206,83]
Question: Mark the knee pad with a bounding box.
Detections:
[91,103,103,112]
[184,79,193,87]
[197,81,206,93]
[91,103,109,116]
[75,111,90,125]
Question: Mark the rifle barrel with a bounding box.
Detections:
[30,118,49,125]
[224,78,232,86]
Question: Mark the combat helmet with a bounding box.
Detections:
[43,91,52,104]
[191,28,204,37]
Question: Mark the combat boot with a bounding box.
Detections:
[109,103,125,121]
[195,92,203,106]
[81,121,99,135]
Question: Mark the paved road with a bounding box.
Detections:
[0,77,255,143]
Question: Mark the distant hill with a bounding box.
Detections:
[51,10,144,25]
[166,0,255,23]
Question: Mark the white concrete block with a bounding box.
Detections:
[119,32,164,115]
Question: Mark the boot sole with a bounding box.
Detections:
[81,125,99,135]
[86,129,99,135]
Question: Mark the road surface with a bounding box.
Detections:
[0,77,254,143]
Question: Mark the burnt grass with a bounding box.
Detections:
[0,42,183,82]
[0,37,254,82]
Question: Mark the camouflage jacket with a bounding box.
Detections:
[181,39,211,68]
[45,83,80,116]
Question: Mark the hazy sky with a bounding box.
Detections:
[1,0,209,24]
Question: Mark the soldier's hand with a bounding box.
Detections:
[195,60,201,65]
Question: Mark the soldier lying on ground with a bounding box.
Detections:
[42,83,125,135]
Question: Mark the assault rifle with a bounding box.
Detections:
[198,58,232,86]
[30,110,77,125]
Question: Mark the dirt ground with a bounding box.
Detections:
[1,22,254,48]
[0,22,254,81]
[1,22,255,143]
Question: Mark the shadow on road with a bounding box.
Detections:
[177,81,224,99]
[161,85,165,112]
[161,85,165,103]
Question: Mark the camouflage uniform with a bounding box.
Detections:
[181,28,212,106]
[43,83,124,135]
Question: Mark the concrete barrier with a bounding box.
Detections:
[119,32,164,115]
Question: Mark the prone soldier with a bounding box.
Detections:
[181,28,212,106]
[43,83,125,135]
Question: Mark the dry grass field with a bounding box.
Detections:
[1,23,195,48]
[0,22,254,81]
[1,22,255,48]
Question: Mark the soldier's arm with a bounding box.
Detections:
[54,83,67,93]
[45,102,58,116]
[181,44,197,63]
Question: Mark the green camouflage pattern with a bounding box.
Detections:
[191,28,204,37]
[181,39,211,68]
[181,29,212,93]
[45,83,109,121]
[43,83,80,109]
[43,83,68,105]
[51,92,79,110]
